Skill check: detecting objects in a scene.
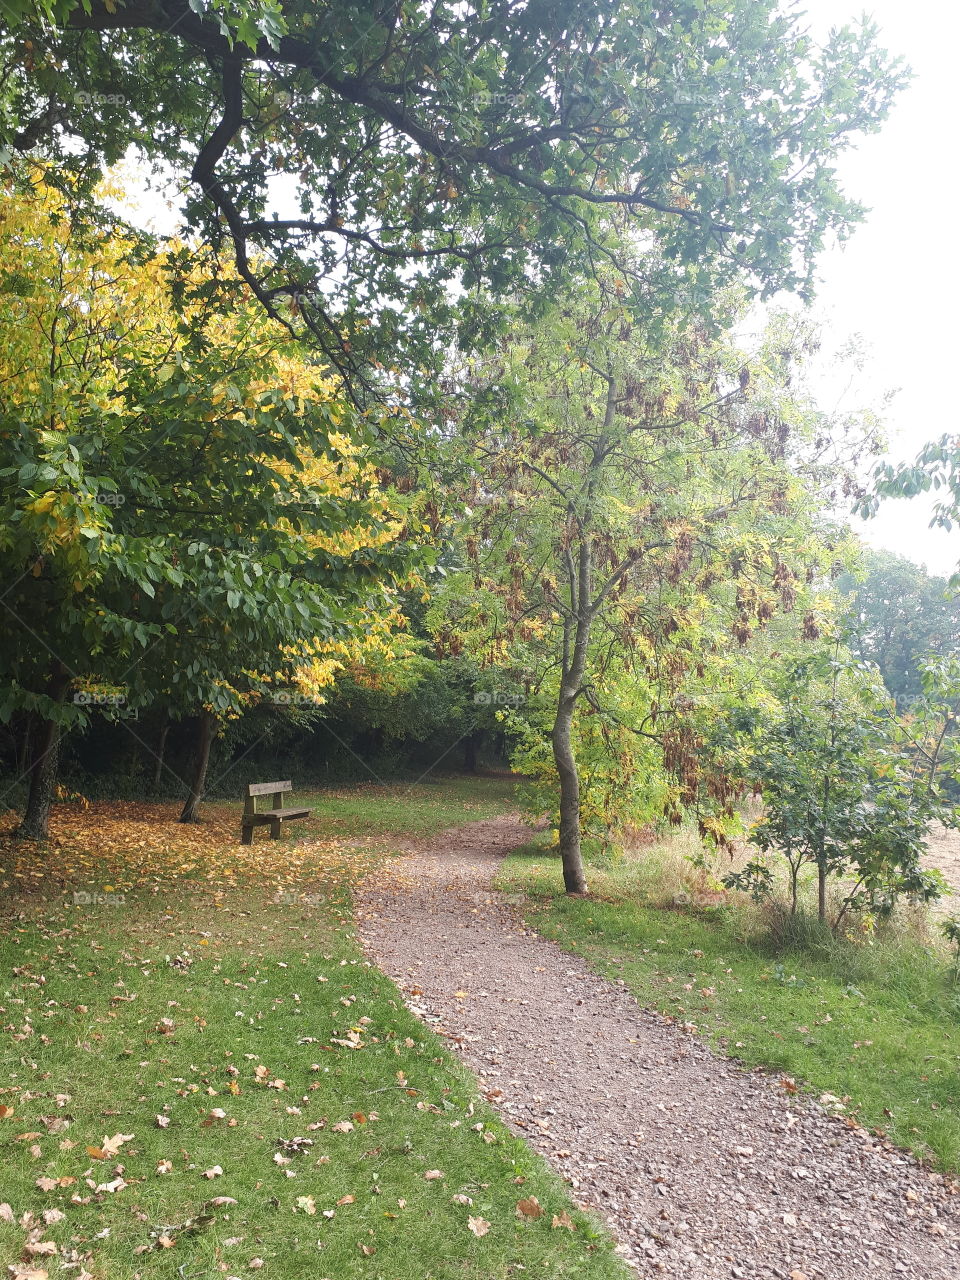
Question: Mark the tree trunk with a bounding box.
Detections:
[18,717,62,840]
[551,696,587,893]
[550,538,596,895]
[17,667,70,841]
[152,713,169,790]
[179,710,215,823]
[817,771,831,923]
[817,860,827,923]
[463,730,481,774]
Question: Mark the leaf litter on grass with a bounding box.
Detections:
[0,789,627,1279]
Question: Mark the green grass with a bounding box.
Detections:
[0,778,627,1279]
[296,775,521,840]
[498,832,960,1176]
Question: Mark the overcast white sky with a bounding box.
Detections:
[795,0,959,576]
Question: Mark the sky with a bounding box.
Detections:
[794,0,960,576]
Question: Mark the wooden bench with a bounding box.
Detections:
[241,780,311,845]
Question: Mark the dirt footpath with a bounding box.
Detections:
[357,816,960,1280]
[925,823,960,913]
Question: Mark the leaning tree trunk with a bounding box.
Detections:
[551,693,587,894]
[179,709,215,823]
[17,668,70,841]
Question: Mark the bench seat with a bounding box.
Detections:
[246,806,311,822]
[240,781,311,844]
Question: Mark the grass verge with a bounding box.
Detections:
[497,831,960,1176]
[0,778,627,1279]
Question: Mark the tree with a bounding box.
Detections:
[0,173,423,836]
[434,273,877,892]
[2,2,907,385]
[723,650,951,928]
[837,549,960,704]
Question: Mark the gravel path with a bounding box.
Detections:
[356,816,960,1280]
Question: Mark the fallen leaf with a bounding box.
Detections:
[94,1176,126,1194]
[358,1243,376,1256]
[248,1260,264,1270]
[156,1160,173,1175]
[516,1197,543,1219]
[39,1116,69,1135]
[87,1133,133,1160]
[337,1194,355,1206]
[423,1170,443,1180]
[202,1166,223,1179]
[296,1196,317,1215]
[552,1211,574,1231]
[467,1215,491,1237]
[0,1203,14,1222]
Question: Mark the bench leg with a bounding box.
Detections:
[270,817,282,840]
[241,823,254,845]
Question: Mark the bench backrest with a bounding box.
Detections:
[244,780,293,814]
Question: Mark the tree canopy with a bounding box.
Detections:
[0,172,425,833]
[838,549,960,705]
[1,1,907,386]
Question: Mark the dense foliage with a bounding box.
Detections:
[721,652,954,928]
[0,174,427,833]
[1,1,906,387]
[838,549,960,704]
